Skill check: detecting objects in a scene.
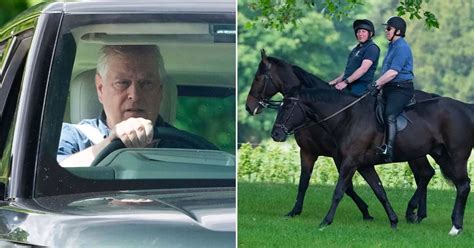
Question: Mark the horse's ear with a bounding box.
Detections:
[261,49,269,64]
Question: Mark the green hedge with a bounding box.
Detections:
[238,140,474,190]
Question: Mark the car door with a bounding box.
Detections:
[0,31,33,200]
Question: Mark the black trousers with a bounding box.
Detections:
[382,81,414,119]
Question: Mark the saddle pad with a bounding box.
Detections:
[375,103,410,132]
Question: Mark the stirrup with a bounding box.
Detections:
[376,144,389,155]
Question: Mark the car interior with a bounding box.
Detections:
[63,22,235,125]
[58,21,236,179]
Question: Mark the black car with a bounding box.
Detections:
[0,0,236,246]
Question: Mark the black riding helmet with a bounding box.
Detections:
[383,16,406,37]
[353,19,375,37]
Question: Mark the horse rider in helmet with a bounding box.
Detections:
[367,16,415,162]
[329,19,380,97]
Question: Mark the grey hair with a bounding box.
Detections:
[96,45,166,83]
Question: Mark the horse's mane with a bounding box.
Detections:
[298,88,353,102]
[266,56,331,90]
[292,65,331,89]
[298,88,373,109]
[267,56,288,68]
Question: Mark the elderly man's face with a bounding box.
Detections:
[96,53,162,128]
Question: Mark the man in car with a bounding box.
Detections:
[58,45,216,166]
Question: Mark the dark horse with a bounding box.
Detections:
[246,50,435,224]
[272,87,473,235]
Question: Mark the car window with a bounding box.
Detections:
[0,37,17,83]
[0,34,32,199]
[175,93,235,153]
[38,13,235,195]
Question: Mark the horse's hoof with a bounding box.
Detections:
[390,223,398,230]
[319,221,330,231]
[415,216,425,224]
[449,226,462,236]
[363,215,374,221]
[285,210,301,218]
[406,214,417,224]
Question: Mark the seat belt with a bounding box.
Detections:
[73,124,105,145]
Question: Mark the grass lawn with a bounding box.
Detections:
[238,182,474,247]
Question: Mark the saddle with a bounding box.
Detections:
[375,92,415,132]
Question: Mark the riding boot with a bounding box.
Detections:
[376,115,397,162]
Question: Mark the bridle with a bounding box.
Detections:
[275,92,370,135]
[273,97,309,135]
[249,65,282,110]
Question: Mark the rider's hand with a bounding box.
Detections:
[328,79,338,86]
[109,117,154,148]
[335,82,348,90]
[367,82,379,96]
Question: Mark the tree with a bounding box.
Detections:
[406,1,474,102]
[0,0,43,27]
[247,0,439,31]
[238,0,356,143]
[0,1,29,27]
[238,0,472,144]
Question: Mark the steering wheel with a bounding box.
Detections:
[90,127,218,167]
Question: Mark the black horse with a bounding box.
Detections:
[245,50,435,224]
[272,87,473,235]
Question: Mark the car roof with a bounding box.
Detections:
[46,0,235,14]
[0,0,235,40]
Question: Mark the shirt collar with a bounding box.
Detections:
[357,39,373,48]
[389,37,404,48]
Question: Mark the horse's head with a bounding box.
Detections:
[245,49,301,115]
[271,96,308,142]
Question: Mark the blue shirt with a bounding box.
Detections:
[57,113,218,162]
[381,37,414,83]
[343,40,380,96]
[57,116,109,162]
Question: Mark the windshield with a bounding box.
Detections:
[37,13,235,196]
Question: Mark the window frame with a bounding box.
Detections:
[0,33,33,200]
[36,13,236,198]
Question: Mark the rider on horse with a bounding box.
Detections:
[368,16,415,162]
[329,19,380,96]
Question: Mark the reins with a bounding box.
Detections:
[314,91,370,125]
[273,91,371,135]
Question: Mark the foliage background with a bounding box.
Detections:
[238,0,474,143]
[239,141,474,190]
[238,0,474,187]
[0,0,42,26]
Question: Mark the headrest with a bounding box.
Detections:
[69,69,176,125]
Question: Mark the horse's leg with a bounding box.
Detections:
[450,169,470,236]
[319,160,357,228]
[286,150,316,217]
[357,165,398,228]
[431,148,471,235]
[333,156,373,220]
[406,157,435,223]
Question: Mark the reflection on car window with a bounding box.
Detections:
[50,15,235,181]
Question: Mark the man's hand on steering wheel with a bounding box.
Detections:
[109,117,154,148]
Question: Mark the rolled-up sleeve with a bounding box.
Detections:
[364,45,380,63]
[57,123,91,162]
